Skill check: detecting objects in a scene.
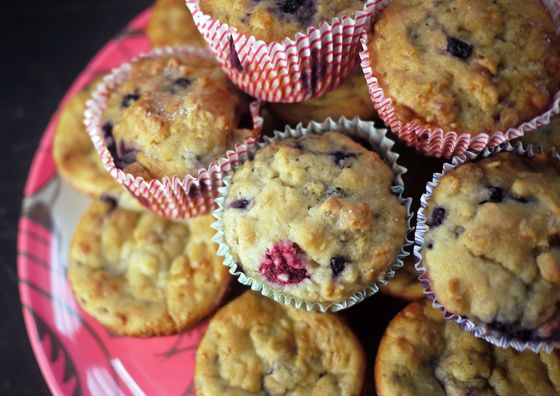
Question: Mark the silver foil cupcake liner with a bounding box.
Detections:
[414,141,559,352]
[212,116,413,312]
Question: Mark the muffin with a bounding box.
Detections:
[375,299,560,396]
[421,151,560,345]
[222,131,408,305]
[268,69,376,126]
[381,256,423,301]
[147,0,205,47]
[195,291,366,396]
[100,53,258,179]
[520,115,560,151]
[367,0,560,134]
[68,200,230,336]
[199,0,367,42]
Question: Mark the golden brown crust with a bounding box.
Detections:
[195,292,366,396]
[147,0,205,47]
[381,257,424,301]
[68,200,230,336]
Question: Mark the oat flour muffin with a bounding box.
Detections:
[199,0,367,42]
[147,0,205,47]
[422,152,560,343]
[269,69,376,126]
[368,0,560,133]
[68,200,230,336]
[100,53,257,179]
[222,131,408,304]
[195,292,366,396]
[381,256,423,301]
[520,115,560,151]
[375,299,560,396]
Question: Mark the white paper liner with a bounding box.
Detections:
[84,45,263,220]
[211,117,413,312]
[414,141,559,352]
[359,0,560,158]
[186,0,385,103]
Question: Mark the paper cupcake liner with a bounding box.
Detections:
[186,0,383,103]
[84,45,263,220]
[414,141,559,352]
[359,0,560,158]
[211,116,414,312]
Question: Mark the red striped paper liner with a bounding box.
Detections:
[186,0,382,103]
[359,0,560,158]
[84,45,263,220]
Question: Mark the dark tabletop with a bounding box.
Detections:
[0,1,151,394]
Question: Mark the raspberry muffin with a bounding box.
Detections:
[421,152,560,345]
[367,0,560,134]
[147,0,205,47]
[269,69,376,126]
[520,115,560,151]
[195,292,366,396]
[376,299,560,396]
[222,131,408,305]
[381,257,423,301]
[199,0,367,42]
[68,200,230,336]
[100,53,258,179]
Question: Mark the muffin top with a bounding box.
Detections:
[521,115,560,151]
[422,152,560,343]
[222,131,407,303]
[376,299,560,396]
[147,0,205,47]
[368,0,560,134]
[195,292,366,396]
[101,54,256,179]
[68,200,230,336]
[381,256,424,301]
[199,0,366,42]
[269,69,376,126]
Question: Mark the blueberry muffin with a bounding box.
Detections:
[422,152,560,344]
[53,76,145,210]
[199,0,367,42]
[147,0,205,48]
[222,131,408,304]
[367,0,560,134]
[68,200,230,336]
[269,69,376,126]
[100,53,258,179]
[195,291,366,396]
[375,299,560,396]
[520,115,560,151]
[381,256,423,301]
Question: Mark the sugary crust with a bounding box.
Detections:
[375,300,560,396]
[199,0,365,42]
[423,152,560,341]
[68,200,230,336]
[147,0,205,47]
[195,292,366,396]
[223,131,407,303]
[269,70,376,126]
[369,0,560,134]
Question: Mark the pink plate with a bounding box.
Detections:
[18,9,203,396]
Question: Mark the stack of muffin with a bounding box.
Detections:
[53,0,560,394]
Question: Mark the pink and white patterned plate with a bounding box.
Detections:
[18,9,203,396]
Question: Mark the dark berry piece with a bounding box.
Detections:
[326,186,347,198]
[100,194,118,210]
[114,141,137,170]
[280,0,305,14]
[258,241,309,285]
[512,195,535,204]
[293,141,304,151]
[121,93,140,108]
[331,151,357,168]
[102,122,113,138]
[230,198,253,210]
[169,78,191,93]
[330,256,348,277]
[488,186,505,203]
[427,241,434,249]
[429,207,446,228]
[447,36,473,59]
[228,36,243,72]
